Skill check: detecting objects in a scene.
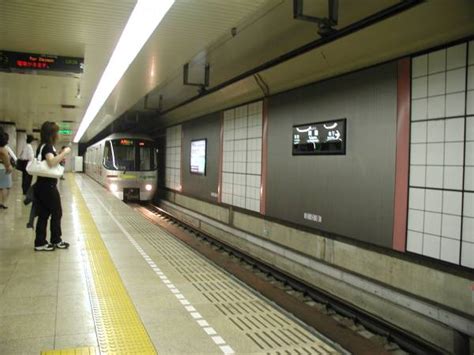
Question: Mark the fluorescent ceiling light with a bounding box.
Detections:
[74,0,174,143]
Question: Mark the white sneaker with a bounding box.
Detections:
[34,243,55,251]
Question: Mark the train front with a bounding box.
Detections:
[103,138,157,201]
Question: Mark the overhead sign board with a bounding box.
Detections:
[0,50,84,74]
[292,118,346,155]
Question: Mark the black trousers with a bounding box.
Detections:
[34,183,62,246]
[21,170,32,195]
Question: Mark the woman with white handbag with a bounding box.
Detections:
[32,121,71,251]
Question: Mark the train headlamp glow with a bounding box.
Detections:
[110,183,118,192]
[145,184,152,191]
[73,0,175,143]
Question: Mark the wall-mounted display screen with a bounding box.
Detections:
[190,139,207,175]
[292,118,346,155]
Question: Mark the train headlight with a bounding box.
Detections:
[110,183,118,192]
[145,184,153,191]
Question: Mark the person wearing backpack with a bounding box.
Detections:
[34,121,71,251]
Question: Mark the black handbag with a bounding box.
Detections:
[16,159,28,172]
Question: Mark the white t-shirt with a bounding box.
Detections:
[19,143,34,161]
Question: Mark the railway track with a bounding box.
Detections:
[133,202,446,355]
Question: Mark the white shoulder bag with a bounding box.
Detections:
[26,144,64,178]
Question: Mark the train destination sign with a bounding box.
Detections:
[292,118,346,155]
[0,50,84,74]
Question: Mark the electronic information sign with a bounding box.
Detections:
[292,119,346,155]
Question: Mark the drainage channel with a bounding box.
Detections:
[133,202,444,355]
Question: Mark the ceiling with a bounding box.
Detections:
[0,0,136,139]
[0,0,275,142]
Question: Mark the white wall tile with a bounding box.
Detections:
[470,41,474,65]
[463,192,474,218]
[407,231,423,253]
[465,167,474,190]
[412,76,428,99]
[447,43,466,69]
[412,55,428,78]
[440,238,460,264]
[427,120,445,142]
[428,72,445,96]
[462,217,474,243]
[427,95,445,119]
[444,166,463,190]
[426,143,443,165]
[412,99,428,121]
[410,165,426,186]
[411,122,427,143]
[426,166,443,188]
[443,191,462,215]
[444,142,464,166]
[441,214,461,239]
[425,189,442,212]
[408,209,424,232]
[428,49,446,74]
[424,212,442,235]
[465,141,474,166]
[460,242,474,268]
[467,90,474,115]
[445,117,464,142]
[410,144,426,165]
[466,117,474,141]
[409,188,425,210]
[446,68,466,93]
[446,92,465,117]
[423,234,441,258]
[468,66,474,90]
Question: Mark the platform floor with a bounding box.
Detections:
[0,173,343,355]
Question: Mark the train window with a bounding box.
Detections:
[103,141,115,170]
[138,140,156,171]
[110,139,135,171]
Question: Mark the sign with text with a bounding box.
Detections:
[190,139,207,175]
[0,50,84,74]
[292,119,346,155]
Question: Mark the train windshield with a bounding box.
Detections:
[103,139,156,171]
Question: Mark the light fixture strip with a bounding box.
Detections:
[74,0,174,143]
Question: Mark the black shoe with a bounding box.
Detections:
[34,243,55,251]
[0,204,7,209]
[54,241,70,249]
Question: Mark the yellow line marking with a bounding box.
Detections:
[41,347,97,355]
[41,176,156,354]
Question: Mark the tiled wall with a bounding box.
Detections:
[165,125,182,191]
[221,101,263,212]
[407,40,474,268]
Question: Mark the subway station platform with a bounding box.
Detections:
[0,173,343,355]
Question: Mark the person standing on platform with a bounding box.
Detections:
[18,134,35,195]
[34,121,71,251]
[0,131,13,209]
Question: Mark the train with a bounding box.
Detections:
[85,133,158,201]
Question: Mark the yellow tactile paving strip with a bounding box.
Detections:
[42,177,156,354]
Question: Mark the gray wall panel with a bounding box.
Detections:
[266,63,398,247]
[182,113,220,201]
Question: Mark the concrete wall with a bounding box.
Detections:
[266,63,397,248]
